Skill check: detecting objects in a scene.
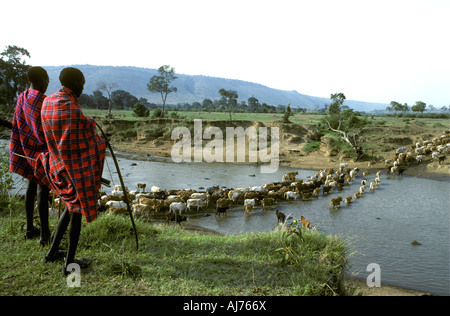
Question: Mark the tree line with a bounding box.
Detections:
[386,100,449,114]
[79,64,307,118]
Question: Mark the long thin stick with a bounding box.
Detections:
[97,123,139,251]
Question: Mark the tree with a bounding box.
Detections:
[97,81,118,117]
[411,101,426,113]
[248,96,260,112]
[147,65,177,116]
[323,93,367,161]
[328,92,346,115]
[282,104,292,123]
[218,88,238,121]
[133,102,150,117]
[111,89,138,110]
[202,98,213,110]
[0,45,31,116]
[389,101,409,115]
[91,90,109,109]
[78,93,95,108]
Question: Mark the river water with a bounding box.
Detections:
[107,152,449,296]
[3,141,449,295]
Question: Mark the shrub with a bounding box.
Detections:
[133,102,150,117]
[302,141,321,153]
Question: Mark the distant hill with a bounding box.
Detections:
[44,65,388,112]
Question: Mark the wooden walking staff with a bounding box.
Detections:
[96,123,139,251]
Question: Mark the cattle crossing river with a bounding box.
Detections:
[3,140,449,296]
[103,151,449,296]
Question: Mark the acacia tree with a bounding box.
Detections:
[411,101,426,113]
[388,101,409,115]
[0,45,31,116]
[97,81,118,117]
[218,88,238,121]
[323,93,367,161]
[147,65,177,116]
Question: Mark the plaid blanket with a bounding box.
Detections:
[34,87,106,223]
[9,88,47,183]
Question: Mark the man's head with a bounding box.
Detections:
[27,66,49,94]
[59,67,85,98]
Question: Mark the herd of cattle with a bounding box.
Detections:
[88,131,449,228]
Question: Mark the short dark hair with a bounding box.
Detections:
[27,67,49,85]
[59,67,85,87]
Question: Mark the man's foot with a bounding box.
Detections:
[40,231,51,247]
[44,249,68,262]
[24,226,40,239]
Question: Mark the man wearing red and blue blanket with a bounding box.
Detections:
[34,67,106,273]
[9,66,51,245]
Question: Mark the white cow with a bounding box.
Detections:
[284,191,300,200]
[106,200,127,209]
[169,202,186,214]
[186,199,206,212]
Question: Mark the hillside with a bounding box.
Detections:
[44,65,388,112]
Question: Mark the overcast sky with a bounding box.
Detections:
[1,0,449,106]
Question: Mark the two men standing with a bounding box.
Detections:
[9,66,106,273]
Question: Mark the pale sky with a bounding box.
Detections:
[1,0,449,106]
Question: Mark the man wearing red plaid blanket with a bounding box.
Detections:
[35,67,106,273]
[9,66,51,245]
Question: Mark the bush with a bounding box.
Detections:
[302,141,321,153]
[151,108,164,118]
[133,102,149,117]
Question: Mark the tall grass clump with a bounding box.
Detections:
[274,219,349,295]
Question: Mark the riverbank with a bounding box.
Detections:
[104,117,449,181]
[345,278,434,296]
[113,142,450,182]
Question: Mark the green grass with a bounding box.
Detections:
[84,109,325,125]
[0,205,351,296]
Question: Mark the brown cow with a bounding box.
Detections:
[261,197,275,210]
[322,185,332,195]
[301,191,312,201]
[300,216,310,229]
[312,187,320,197]
[165,212,187,225]
[329,196,343,209]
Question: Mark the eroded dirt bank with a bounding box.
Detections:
[101,118,450,180]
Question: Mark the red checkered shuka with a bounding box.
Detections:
[9,89,47,184]
[34,87,106,223]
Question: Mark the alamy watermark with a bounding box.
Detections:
[66,263,81,288]
[171,119,279,173]
[366,263,381,288]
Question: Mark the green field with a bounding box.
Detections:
[0,206,351,296]
[84,109,449,129]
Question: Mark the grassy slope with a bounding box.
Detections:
[0,206,350,296]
